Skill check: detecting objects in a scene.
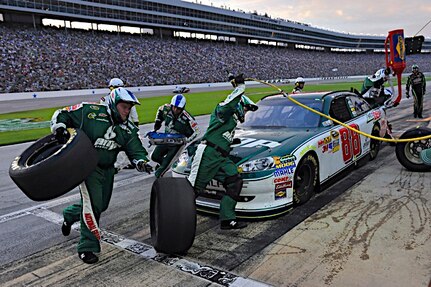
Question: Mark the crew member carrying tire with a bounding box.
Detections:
[150,94,199,177]
[51,87,153,264]
[102,78,142,170]
[187,74,258,230]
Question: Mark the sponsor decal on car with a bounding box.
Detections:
[273,175,292,184]
[319,135,340,153]
[275,181,292,189]
[366,110,382,123]
[98,113,108,117]
[274,189,287,200]
[90,105,100,110]
[331,130,340,139]
[88,112,97,119]
[273,155,297,178]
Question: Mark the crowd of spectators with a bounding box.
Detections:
[1,23,429,93]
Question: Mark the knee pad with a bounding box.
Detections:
[224,175,243,200]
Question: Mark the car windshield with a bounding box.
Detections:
[242,97,323,128]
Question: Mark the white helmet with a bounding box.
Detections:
[109,78,124,89]
[295,77,305,85]
[106,87,140,123]
[369,68,390,82]
[171,94,186,109]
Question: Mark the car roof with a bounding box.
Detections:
[260,91,354,102]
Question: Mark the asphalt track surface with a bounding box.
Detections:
[0,89,430,286]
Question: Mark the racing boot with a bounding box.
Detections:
[61,221,71,236]
[78,252,99,264]
[220,219,247,230]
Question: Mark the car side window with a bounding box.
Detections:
[346,96,371,118]
[329,96,352,123]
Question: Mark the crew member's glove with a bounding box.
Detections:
[229,74,245,88]
[136,160,153,174]
[232,138,241,145]
[405,92,410,98]
[54,127,70,144]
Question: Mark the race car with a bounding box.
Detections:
[172,91,390,217]
[172,86,190,93]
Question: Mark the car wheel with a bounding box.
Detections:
[150,177,196,254]
[395,126,431,172]
[369,124,380,161]
[293,154,318,205]
[9,128,98,201]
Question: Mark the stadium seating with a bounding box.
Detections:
[0,23,429,93]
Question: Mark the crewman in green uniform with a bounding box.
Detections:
[187,74,258,229]
[151,94,199,177]
[406,64,426,118]
[51,87,153,264]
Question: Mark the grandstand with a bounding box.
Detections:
[0,0,430,93]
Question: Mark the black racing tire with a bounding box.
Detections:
[293,153,319,205]
[369,124,381,161]
[150,177,196,254]
[9,129,98,201]
[395,126,431,172]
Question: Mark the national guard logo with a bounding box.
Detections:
[88,113,97,119]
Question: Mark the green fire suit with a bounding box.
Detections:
[187,85,245,221]
[151,104,199,177]
[51,103,149,253]
[406,71,426,118]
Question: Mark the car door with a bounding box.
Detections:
[345,94,373,158]
[318,94,357,181]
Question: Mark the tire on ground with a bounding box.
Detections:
[293,153,319,204]
[369,124,381,161]
[9,128,98,201]
[150,177,196,254]
[395,126,431,172]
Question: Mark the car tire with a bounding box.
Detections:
[293,153,318,205]
[369,124,380,161]
[395,126,431,172]
[150,177,196,254]
[9,128,98,201]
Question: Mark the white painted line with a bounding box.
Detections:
[29,207,271,287]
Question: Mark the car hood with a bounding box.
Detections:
[230,127,324,164]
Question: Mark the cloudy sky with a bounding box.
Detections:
[184,0,431,38]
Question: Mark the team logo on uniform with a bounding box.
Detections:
[65,104,82,111]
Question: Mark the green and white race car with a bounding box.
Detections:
[172,91,390,217]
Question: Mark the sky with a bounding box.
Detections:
[184,0,431,39]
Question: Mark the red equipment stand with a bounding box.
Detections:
[385,29,406,105]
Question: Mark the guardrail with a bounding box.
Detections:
[1,73,428,101]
